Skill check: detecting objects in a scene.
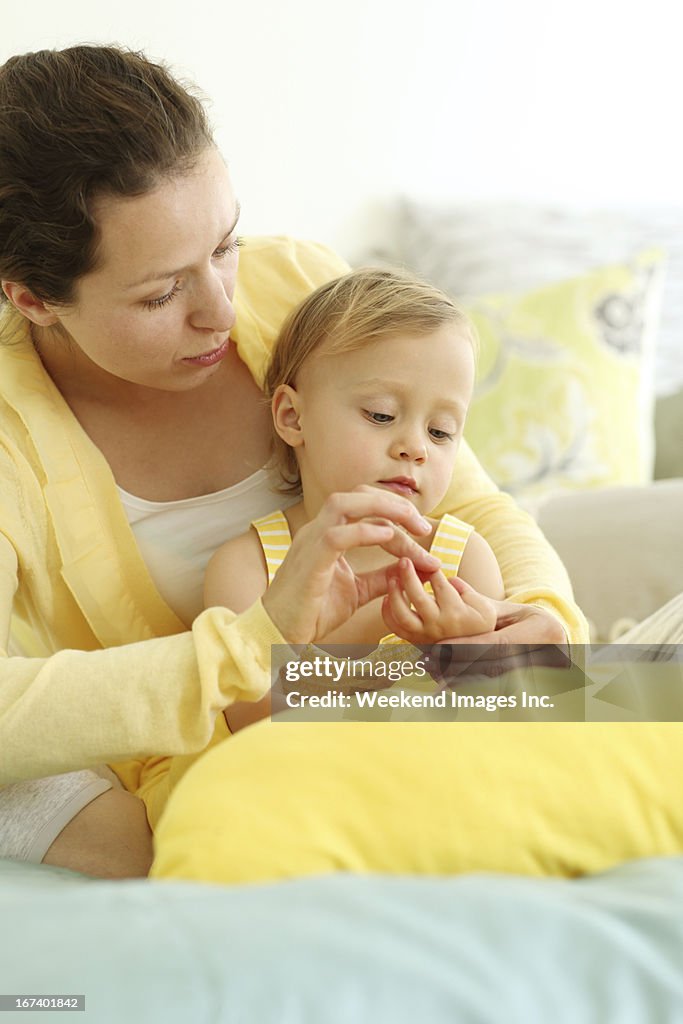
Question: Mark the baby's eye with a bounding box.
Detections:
[364,410,394,424]
[213,236,243,259]
[429,427,455,442]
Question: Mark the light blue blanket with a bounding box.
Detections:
[1,856,682,1022]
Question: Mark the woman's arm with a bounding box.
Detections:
[0,532,16,656]
[0,524,283,785]
[204,530,274,736]
[0,488,441,785]
[431,441,589,643]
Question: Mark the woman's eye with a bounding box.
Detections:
[143,282,182,311]
[364,410,394,424]
[429,427,455,442]
[213,236,243,259]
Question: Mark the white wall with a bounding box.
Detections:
[3,0,683,261]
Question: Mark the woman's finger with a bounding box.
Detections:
[319,521,440,575]
[262,486,442,644]
[375,528,441,574]
[430,638,572,686]
[319,487,432,538]
[321,521,395,554]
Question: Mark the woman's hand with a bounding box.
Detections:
[381,560,498,644]
[425,577,571,682]
[261,486,440,644]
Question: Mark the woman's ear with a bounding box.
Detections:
[272,384,305,448]
[1,282,60,326]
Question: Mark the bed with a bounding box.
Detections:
[2,856,683,1022]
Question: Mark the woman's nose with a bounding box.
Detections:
[189,270,236,333]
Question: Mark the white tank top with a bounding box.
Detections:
[117,468,297,627]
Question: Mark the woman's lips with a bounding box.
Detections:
[182,339,230,366]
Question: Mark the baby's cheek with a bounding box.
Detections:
[433,456,457,491]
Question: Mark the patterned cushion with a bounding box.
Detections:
[391,200,683,398]
[460,252,663,504]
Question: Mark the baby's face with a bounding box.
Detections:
[292,325,475,515]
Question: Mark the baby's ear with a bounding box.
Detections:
[271,384,305,447]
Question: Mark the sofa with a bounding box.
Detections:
[2,203,682,1023]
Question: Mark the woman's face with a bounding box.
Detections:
[42,147,240,393]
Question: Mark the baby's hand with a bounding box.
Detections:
[382,560,497,644]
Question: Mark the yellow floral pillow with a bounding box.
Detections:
[463,252,664,504]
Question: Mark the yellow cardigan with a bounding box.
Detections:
[0,236,588,822]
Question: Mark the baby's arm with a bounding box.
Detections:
[204,529,269,614]
[204,531,273,734]
[456,531,505,602]
[382,530,504,644]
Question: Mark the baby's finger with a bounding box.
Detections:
[381,596,424,647]
[431,569,466,607]
[444,574,494,614]
[381,597,410,642]
[446,576,471,596]
[442,575,499,634]
[386,575,424,634]
[455,576,497,615]
[399,559,438,622]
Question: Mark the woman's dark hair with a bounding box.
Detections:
[0,45,214,306]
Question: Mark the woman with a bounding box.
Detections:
[0,45,587,879]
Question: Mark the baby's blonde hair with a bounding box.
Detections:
[263,266,476,492]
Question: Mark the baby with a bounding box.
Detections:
[205,268,505,726]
